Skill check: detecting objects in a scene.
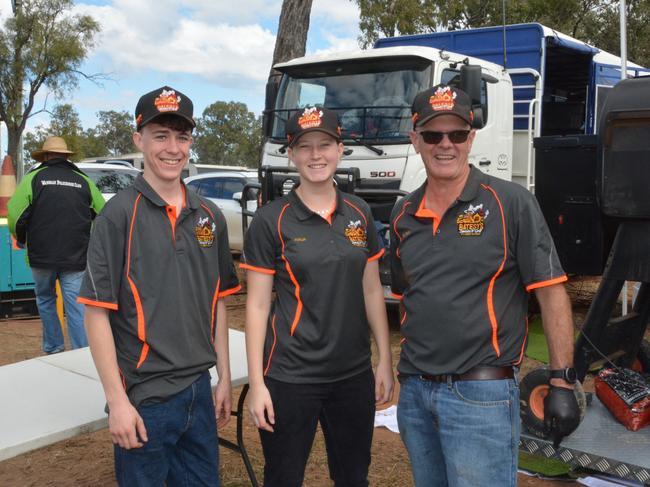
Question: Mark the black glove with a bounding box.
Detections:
[543,385,580,448]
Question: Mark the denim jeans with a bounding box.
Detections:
[397,375,520,487]
[260,369,375,487]
[114,372,219,487]
[31,267,87,353]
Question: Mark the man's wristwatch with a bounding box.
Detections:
[549,367,578,384]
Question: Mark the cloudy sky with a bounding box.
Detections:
[0,0,362,135]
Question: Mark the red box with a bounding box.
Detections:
[595,368,650,432]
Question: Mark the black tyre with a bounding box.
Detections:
[519,367,587,440]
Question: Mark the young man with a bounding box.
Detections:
[8,136,104,353]
[390,85,580,487]
[78,86,240,486]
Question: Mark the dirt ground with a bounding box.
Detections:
[0,276,610,486]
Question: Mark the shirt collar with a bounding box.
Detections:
[134,174,198,210]
[287,185,345,222]
[406,164,486,215]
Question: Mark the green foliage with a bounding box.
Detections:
[22,104,135,163]
[23,104,86,162]
[0,0,101,163]
[93,110,137,157]
[352,0,650,66]
[193,101,262,168]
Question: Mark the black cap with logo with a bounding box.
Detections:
[286,107,342,147]
[411,84,474,128]
[135,86,195,130]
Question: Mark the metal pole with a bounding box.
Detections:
[620,0,627,80]
[620,0,629,315]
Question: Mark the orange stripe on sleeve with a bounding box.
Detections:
[526,275,568,292]
[390,292,403,300]
[240,263,276,275]
[368,248,385,262]
[77,297,119,310]
[218,284,242,298]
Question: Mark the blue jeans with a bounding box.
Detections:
[397,375,520,487]
[32,267,87,353]
[114,372,219,487]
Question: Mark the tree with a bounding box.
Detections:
[92,110,137,157]
[352,0,650,66]
[23,104,86,163]
[0,0,100,168]
[193,101,262,168]
[264,0,314,129]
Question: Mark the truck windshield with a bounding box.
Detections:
[271,56,433,144]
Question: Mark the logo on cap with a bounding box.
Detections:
[429,86,457,112]
[298,107,324,129]
[155,89,182,113]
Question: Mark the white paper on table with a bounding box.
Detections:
[578,474,644,487]
[374,405,399,433]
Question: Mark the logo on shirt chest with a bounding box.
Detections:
[345,220,367,247]
[195,216,216,248]
[456,203,489,237]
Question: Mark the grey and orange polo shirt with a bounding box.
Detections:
[78,175,240,407]
[241,188,384,384]
[390,165,567,377]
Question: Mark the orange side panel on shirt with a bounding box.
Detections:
[278,204,303,336]
[481,184,507,357]
[210,278,221,339]
[515,316,529,366]
[127,194,149,369]
[264,314,277,376]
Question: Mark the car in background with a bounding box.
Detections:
[76,162,140,201]
[184,170,259,252]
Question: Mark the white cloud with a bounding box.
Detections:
[312,0,360,32]
[74,1,276,88]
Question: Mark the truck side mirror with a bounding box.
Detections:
[460,65,484,129]
[263,72,282,137]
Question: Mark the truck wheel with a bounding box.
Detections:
[519,367,587,440]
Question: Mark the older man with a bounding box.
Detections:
[8,136,104,353]
[390,84,580,487]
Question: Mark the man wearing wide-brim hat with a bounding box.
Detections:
[8,136,105,354]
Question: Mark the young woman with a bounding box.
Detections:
[242,107,394,487]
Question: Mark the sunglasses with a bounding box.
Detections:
[418,130,471,144]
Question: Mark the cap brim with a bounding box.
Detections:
[415,112,471,127]
[288,128,341,147]
[138,112,196,129]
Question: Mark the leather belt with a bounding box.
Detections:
[420,366,514,383]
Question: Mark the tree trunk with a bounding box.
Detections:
[271,0,314,71]
[265,0,314,117]
[6,126,20,171]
